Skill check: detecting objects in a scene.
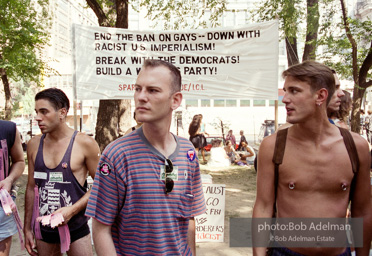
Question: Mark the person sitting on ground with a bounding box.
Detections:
[238,141,255,165]
[237,130,248,151]
[188,114,207,163]
[224,140,240,164]
[225,130,236,149]
[207,139,230,168]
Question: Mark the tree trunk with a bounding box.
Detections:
[285,36,299,67]
[0,67,12,120]
[302,0,319,61]
[350,85,364,133]
[349,49,372,133]
[339,0,371,133]
[95,99,131,152]
[118,99,131,136]
[87,0,131,151]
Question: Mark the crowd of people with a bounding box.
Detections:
[0,59,371,256]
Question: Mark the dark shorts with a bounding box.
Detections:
[40,223,90,244]
[271,247,351,256]
[190,134,207,149]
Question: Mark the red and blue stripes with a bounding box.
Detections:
[86,129,206,255]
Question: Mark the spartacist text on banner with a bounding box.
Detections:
[72,20,279,100]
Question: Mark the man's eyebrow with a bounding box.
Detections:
[283,85,301,91]
[35,107,49,111]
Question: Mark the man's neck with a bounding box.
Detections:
[290,117,336,143]
[142,123,176,158]
[45,124,74,142]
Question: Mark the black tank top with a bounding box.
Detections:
[0,120,16,180]
[34,131,88,233]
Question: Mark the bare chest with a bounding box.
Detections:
[279,143,355,192]
[41,139,84,171]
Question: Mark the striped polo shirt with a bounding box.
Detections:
[86,127,206,255]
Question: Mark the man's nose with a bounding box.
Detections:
[35,114,41,121]
[282,93,290,104]
[135,89,148,102]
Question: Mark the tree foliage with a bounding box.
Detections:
[0,0,51,119]
[140,0,227,29]
[251,0,340,66]
[319,0,372,132]
[251,0,301,66]
[252,0,371,132]
[11,80,38,117]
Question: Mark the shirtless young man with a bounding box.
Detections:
[24,88,100,256]
[253,61,371,256]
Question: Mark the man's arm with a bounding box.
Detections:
[0,128,25,192]
[54,134,100,224]
[187,218,196,255]
[92,219,117,256]
[252,134,277,256]
[24,137,39,256]
[350,134,372,256]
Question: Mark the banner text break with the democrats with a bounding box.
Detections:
[73,20,279,100]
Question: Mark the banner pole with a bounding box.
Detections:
[275,100,278,130]
[80,100,83,132]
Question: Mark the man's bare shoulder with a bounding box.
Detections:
[349,131,370,158]
[75,132,99,148]
[349,131,369,148]
[27,135,42,152]
[259,132,278,154]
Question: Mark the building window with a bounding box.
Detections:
[201,99,210,107]
[253,100,266,106]
[240,100,250,107]
[214,99,225,107]
[269,99,285,106]
[226,99,237,107]
[185,99,198,107]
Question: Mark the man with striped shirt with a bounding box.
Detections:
[86,59,206,255]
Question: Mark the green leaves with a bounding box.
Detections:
[139,0,227,29]
[0,0,51,118]
[319,15,371,81]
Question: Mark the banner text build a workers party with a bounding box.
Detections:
[73,20,278,100]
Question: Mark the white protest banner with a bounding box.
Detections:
[195,184,225,243]
[73,20,278,100]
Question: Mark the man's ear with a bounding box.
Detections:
[316,88,328,106]
[171,92,183,110]
[59,108,67,119]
